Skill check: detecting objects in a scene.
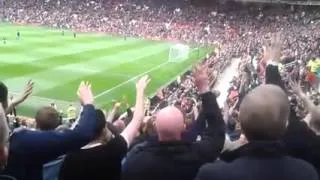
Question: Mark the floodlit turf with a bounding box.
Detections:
[0,24,212,116]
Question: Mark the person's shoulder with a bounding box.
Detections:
[110,135,128,149]
[10,127,34,138]
[197,161,230,179]
[88,135,128,155]
[200,161,231,173]
[9,128,39,152]
[284,156,318,178]
[286,156,315,167]
[125,141,158,162]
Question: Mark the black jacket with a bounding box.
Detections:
[265,63,320,175]
[122,92,225,180]
[196,141,318,180]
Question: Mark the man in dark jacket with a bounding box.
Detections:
[122,64,225,180]
[262,40,320,176]
[59,76,150,180]
[3,81,97,180]
[196,84,318,180]
[265,59,320,176]
[201,36,318,180]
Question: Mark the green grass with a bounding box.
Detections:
[0,24,212,117]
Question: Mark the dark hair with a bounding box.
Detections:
[0,82,8,110]
[93,109,106,139]
[35,106,61,131]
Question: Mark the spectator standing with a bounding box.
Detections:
[195,84,318,180]
[59,76,149,180]
[197,35,319,180]
[2,82,97,180]
[122,65,225,180]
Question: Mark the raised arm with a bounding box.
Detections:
[193,64,225,161]
[6,80,33,115]
[291,81,315,113]
[106,102,121,123]
[9,82,96,156]
[121,76,150,147]
[264,33,286,91]
[265,63,286,90]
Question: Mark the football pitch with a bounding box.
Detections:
[0,24,212,117]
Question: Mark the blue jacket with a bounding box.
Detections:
[3,104,96,180]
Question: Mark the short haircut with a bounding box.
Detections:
[35,106,61,131]
[93,109,107,139]
[0,82,8,110]
[239,85,289,141]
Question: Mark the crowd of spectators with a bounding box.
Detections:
[0,0,319,180]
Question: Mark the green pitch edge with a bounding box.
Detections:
[0,24,212,117]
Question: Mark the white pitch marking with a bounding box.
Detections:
[94,61,170,99]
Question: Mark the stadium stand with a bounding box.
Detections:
[0,0,319,180]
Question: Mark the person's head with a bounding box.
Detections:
[155,106,185,141]
[113,120,125,133]
[35,106,61,131]
[0,82,8,110]
[93,109,108,143]
[239,85,289,141]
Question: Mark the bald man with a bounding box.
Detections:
[155,106,185,141]
[196,84,318,180]
[122,92,225,180]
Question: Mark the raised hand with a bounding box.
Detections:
[6,80,34,114]
[19,80,34,102]
[265,32,282,62]
[136,75,151,94]
[120,75,151,146]
[193,64,209,94]
[77,81,94,105]
[290,80,303,96]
